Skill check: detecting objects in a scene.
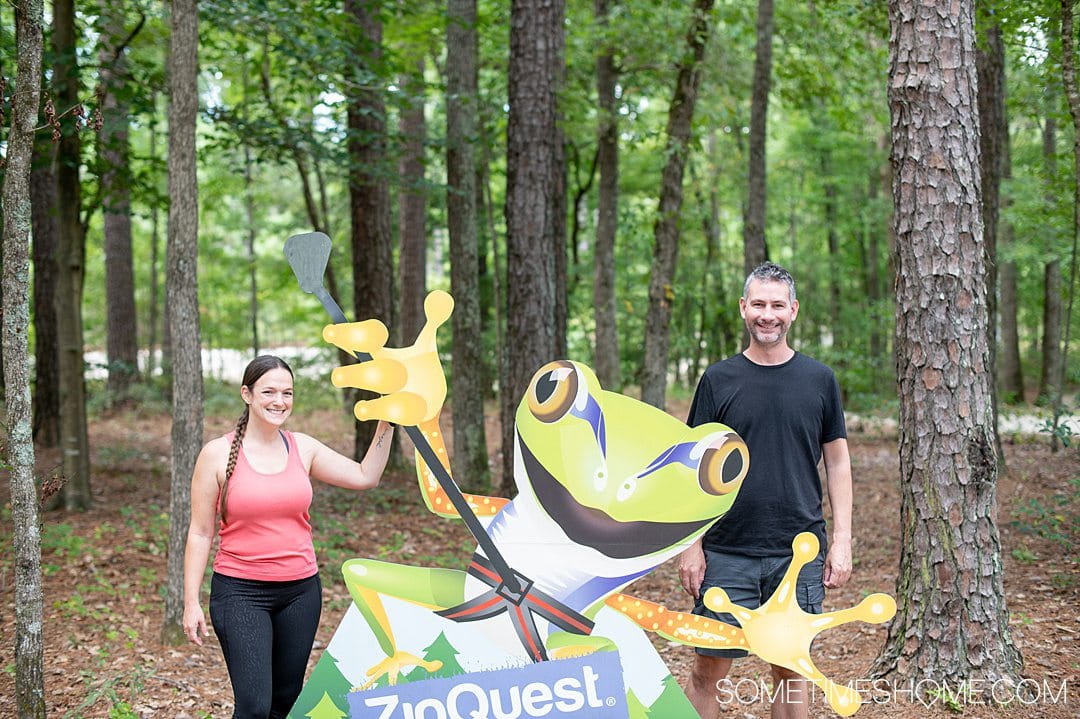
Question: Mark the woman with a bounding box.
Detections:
[183,355,393,719]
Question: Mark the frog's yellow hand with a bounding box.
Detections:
[324,290,454,425]
[703,532,896,717]
[357,652,443,689]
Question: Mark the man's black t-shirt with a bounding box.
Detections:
[688,352,847,556]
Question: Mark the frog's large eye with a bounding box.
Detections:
[698,432,748,496]
[528,360,579,423]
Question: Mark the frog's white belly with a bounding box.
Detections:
[475,486,656,612]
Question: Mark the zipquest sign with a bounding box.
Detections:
[348,652,629,719]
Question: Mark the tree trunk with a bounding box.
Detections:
[101,0,140,401]
[162,0,203,646]
[243,139,260,355]
[345,0,395,457]
[875,0,1023,693]
[821,144,841,341]
[997,94,1022,403]
[976,17,1005,462]
[742,0,774,276]
[399,58,427,345]
[30,139,60,448]
[1058,0,1080,449]
[500,0,565,489]
[593,0,620,391]
[147,105,161,379]
[3,4,47,715]
[1039,114,1064,405]
[446,0,491,493]
[554,132,568,359]
[639,0,715,410]
[53,0,92,510]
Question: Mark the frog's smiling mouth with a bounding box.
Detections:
[518,434,715,559]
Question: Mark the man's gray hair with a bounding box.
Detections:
[743,261,796,303]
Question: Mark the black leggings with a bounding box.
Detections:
[209,572,322,719]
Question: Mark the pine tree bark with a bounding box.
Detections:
[101,0,140,400]
[446,0,491,493]
[3,3,47,715]
[500,0,565,489]
[742,0,774,276]
[592,0,620,391]
[639,0,715,410]
[875,0,1023,693]
[399,58,427,345]
[162,0,203,645]
[53,0,92,510]
[345,0,395,457]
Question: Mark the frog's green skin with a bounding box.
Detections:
[341,359,748,684]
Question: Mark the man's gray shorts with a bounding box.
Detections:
[692,548,825,658]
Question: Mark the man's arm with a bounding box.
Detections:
[822,437,852,588]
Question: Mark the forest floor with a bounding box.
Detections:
[0,401,1077,719]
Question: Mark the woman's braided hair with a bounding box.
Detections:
[219,355,293,524]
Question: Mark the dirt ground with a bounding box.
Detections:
[0,403,1077,719]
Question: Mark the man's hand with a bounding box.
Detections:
[824,536,852,588]
[678,540,707,599]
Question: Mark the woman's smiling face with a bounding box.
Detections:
[242,367,294,426]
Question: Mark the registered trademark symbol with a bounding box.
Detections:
[606,696,616,706]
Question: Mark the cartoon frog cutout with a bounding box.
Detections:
[289,291,894,719]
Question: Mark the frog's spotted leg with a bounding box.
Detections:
[414,416,508,520]
[703,532,896,717]
[603,594,749,651]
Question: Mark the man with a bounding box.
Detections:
[679,261,853,719]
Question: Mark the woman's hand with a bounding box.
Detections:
[183,603,209,646]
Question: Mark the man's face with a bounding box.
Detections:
[740,278,798,348]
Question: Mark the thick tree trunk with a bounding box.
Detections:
[593,0,620,391]
[345,0,395,457]
[101,0,140,400]
[500,0,565,489]
[875,0,1023,694]
[399,58,427,345]
[53,0,92,510]
[30,141,60,447]
[162,0,203,645]
[742,0,774,276]
[639,0,715,410]
[4,4,46,715]
[446,0,490,493]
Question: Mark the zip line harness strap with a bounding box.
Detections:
[437,554,596,662]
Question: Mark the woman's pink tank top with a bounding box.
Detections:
[213,430,318,581]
